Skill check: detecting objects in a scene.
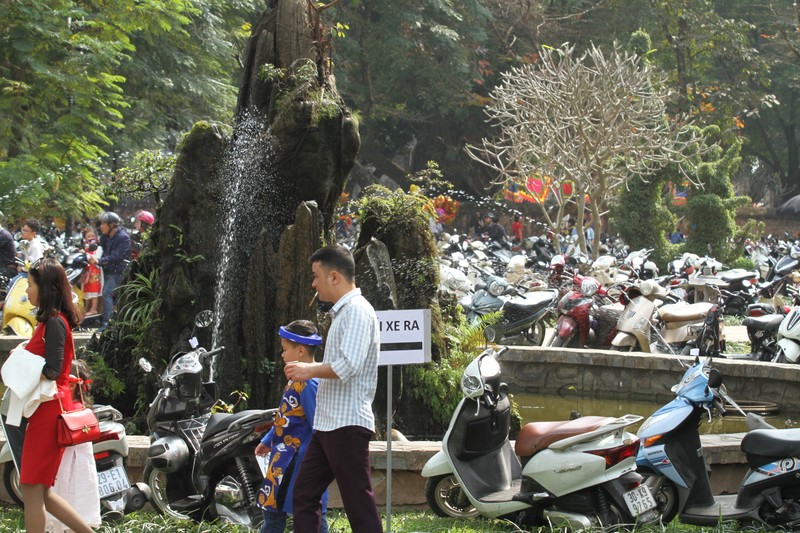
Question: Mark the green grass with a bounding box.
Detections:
[0,506,763,533]
[725,340,750,355]
[0,508,516,532]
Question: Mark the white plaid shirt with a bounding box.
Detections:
[314,288,379,432]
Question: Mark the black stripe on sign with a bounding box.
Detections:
[380,342,423,351]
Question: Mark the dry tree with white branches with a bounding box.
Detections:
[466,42,706,257]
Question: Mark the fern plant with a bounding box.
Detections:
[116,269,162,338]
[406,310,503,430]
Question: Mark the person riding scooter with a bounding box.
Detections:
[89,212,130,331]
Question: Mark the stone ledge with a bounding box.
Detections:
[0,333,93,354]
[502,346,800,407]
[63,435,745,470]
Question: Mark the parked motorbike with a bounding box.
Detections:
[548,275,620,349]
[638,357,800,526]
[611,280,722,355]
[1,270,36,336]
[589,254,628,287]
[0,403,149,519]
[739,285,800,362]
[772,306,800,364]
[421,345,659,528]
[482,287,558,346]
[714,268,759,316]
[139,311,277,527]
[460,269,557,346]
[2,255,95,336]
[620,248,658,281]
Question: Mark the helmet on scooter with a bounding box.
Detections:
[98,211,122,226]
[487,277,508,297]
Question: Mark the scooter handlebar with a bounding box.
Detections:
[492,346,509,359]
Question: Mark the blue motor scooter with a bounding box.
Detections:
[637,357,800,526]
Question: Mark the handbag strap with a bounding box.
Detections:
[57,384,86,414]
[58,335,86,413]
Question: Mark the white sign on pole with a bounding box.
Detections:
[376,309,431,366]
[374,308,431,532]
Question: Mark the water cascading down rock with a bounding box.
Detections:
[106,0,359,410]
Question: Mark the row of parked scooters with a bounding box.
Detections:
[439,230,800,363]
[423,344,800,529]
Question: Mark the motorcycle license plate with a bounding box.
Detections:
[623,485,657,517]
[97,465,131,498]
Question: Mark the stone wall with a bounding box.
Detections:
[736,206,799,238]
[502,345,800,407]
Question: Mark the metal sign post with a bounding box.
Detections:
[386,364,393,532]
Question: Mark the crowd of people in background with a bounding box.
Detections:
[0,209,154,331]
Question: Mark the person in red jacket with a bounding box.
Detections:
[511,215,524,243]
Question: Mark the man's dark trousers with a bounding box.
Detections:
[293,426,383,533]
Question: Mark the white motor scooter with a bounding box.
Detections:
[0,400,149,519]
[773,306,800,363]
[421,346,659,529]
[612,280,722,355]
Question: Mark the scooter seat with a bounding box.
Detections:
[719,269,757,284]
[741,428,800,467]
[659,302,714,322]
[742,314,783,332]
[203,410,262,440]
[504,290,558,314]
[514,416,617,458]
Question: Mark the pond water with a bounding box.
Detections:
[513,392,800,435]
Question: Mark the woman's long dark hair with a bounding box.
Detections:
[28,257,81,328]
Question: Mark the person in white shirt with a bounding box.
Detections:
[19,219,47,265]
[285,245,383,533]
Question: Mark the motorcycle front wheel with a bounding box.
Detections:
[550,331,579,348]
[640,470,679,524]
[143,464,196,521]
[524,321,547,345]
[424,474,480,519]
[3,463,24,507]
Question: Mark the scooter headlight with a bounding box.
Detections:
[488,278,507,297]
[461,375,483,398]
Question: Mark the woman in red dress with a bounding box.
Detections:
[20,258,93,533]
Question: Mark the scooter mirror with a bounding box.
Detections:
[139,358,153,373]
[707,368,723,388]
[194,310,214,328]
[484,326,498,343]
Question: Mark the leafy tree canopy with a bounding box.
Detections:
[0,0,259,221]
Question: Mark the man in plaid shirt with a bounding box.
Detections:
[285,245,383,533]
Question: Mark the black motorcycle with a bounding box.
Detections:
[139,311,276,527]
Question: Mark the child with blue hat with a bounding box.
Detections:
[255,320,328,533]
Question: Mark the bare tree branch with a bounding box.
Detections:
[466,42,707,256]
